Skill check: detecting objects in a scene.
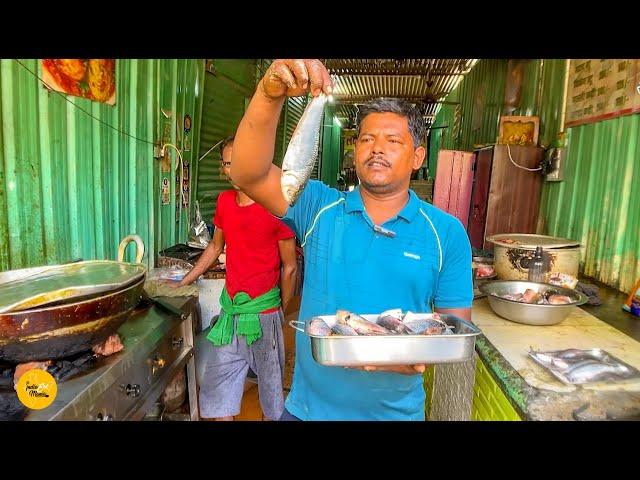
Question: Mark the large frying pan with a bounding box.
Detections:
[0,235,146,363]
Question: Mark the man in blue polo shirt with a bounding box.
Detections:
[230,59,473,421]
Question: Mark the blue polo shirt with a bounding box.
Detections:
[280,180,472,420]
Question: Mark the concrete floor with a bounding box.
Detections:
[579,275,640,342]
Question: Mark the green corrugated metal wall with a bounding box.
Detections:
[196,59,257,223]
[512,59,567,147]
[538,115,640,293]
[429,59,508,175]
[430,57,640,292]
[195,59,321,226]
[321,104,341,188]
[195,60,325,225]
[525,58,640,292]
[0,58,204,271]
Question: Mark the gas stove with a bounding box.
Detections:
[1,296,198,421]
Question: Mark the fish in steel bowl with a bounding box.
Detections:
[478,280,588,326]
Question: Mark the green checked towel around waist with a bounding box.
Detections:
[206,285,281,346]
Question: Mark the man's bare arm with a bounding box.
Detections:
[277,238,298,313]
[178,228,225,286]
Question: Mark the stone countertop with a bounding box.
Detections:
[472,285,640,421]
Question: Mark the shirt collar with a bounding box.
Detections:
[345,186,421,222]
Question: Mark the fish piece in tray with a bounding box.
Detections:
[308,318,332,336]
[331,323,359,336]
[377,309,414,334]
[529,348,640,384]
[403,315,453,336]
[336,310,391,336]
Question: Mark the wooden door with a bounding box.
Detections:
[468,148,493,249]
[483,145,544,249]
[433,150,476,229]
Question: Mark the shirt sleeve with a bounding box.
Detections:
[278,180,339,241]
[213,192,225,229]
[274,218,295,242]
[433,217,473,309]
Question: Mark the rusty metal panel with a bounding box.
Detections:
[468,148,493,249]
[484,146,544,249]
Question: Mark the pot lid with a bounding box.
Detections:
[486,233,581,249]
[0,261,146,314]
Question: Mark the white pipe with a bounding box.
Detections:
[559,59,571,134]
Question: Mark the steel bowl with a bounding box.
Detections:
[478,280,588,326]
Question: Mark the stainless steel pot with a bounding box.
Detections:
[486,234,581,281]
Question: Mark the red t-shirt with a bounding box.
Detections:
[214,190,295,313]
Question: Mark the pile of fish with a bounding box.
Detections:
[307,309,454,337]
[530,348,640,384]
[496,288,573,305]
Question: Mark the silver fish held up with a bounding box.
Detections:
[280,94,329,205]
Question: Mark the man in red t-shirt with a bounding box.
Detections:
[175,135,297,421]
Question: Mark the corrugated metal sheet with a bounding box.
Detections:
[513,59,567,147]
[538,114,640,293]
[429,57,640,292]
[429,59,508,173]
[195,59,322,223]
[325,59,478,129]
[320,105,341,187]
[196,59,256,222]
[0,58,204,271]
[514,60,542,117]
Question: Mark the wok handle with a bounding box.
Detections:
[289,320,306,333]
[118,235,145,264]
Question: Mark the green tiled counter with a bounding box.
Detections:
[471,352,521,421]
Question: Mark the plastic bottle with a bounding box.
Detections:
[528,246,545,283]
[624,278,640,317]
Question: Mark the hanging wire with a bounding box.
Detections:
[14,59,156,146]
[506,143,542,172]
[198,138,225,162]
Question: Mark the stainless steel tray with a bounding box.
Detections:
[290,313,481,367]
[529,348,640,385]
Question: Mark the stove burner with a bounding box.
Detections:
[0,350,104,421]
[47,351,99,382]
